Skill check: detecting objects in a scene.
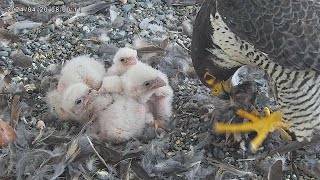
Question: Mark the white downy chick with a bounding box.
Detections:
[148,69,173,121]
[121,63,167,103]
[57,55,106,93]
[89,94,152,143]
[61,83,113,123]
[103,62,174,121]
[106,47,138,76]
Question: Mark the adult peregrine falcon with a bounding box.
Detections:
[191,0,320,151]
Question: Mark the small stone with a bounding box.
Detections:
[40,45,49,50]
[39,28,50,37]
[122,4,135,12]
[63,0,71,4]
[96,170,109,179]
[70,39,77,45]
[82,26,90,33]
[54,1,64,5]
[0,47,11,52]
[27,73,35,80]
[22,48,32,55]
[176,139,181,145]
[139,18,151,30]
[48,24,55,31]
[156,14,165,20]
[78,33,85,39]
[0,51,8,57]
[110,31,125,40]
[12,69,21,76]
[89,16,97,22]
[36,120,46,129]
[64,43,72,49]
[112,17,124,28]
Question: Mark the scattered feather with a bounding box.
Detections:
[7,21,42,35]
[207,158,256,179]
[109,5,119,23]
[0,118,16,148]
[166,0,204,6]
[10,95,21,128]
[268,160,282,180]
[311,162,320,178]
[10,50,33,68]
[65,2,115,24]
[268,134,320,156]
[0,28,20,46]
[87,136,108,168]
[14,0,44,6]
[182,19,193,37]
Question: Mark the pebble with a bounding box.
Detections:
[122,4,135,12]
[64,43,72,49]
[0,47,11,52]
[54,1,64,5]
[27,73,35,81]
[22,48,33,55]
[82,26,91,33]
[63,0,71,4]
[48,24,55,31]
[39,28,50,37]
[139,18,151,30]
[0,51,9,57]
[112,17,124,28]
[110,31,125,40]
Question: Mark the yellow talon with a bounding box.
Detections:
[214,107,292,153]
[251,109,260,117]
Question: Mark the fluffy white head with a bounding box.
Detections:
[122,63,166,102]
[61,83,97,117]
[113,47,138,65]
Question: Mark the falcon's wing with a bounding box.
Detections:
[217,0,320,72]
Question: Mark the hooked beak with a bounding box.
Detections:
[148,77,166,91]
[124,57,137,66]
[204,71,231,100]
[84,89,98,107]
[216,81,231,100]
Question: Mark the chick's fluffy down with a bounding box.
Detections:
[89,94,151,143]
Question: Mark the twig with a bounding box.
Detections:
[32,128,43,144]
[176,40,191,53]
[268,134,320,156]
[10,95,21,129]
[86,136,108,168]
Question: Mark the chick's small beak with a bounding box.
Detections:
[149,77,166,90]
[124,57,137,66]
[84,89,97,106]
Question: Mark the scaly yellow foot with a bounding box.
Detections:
[214,107,292,153]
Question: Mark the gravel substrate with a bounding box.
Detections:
[0,0,319,179]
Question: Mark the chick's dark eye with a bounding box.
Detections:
[144,82,150,87]
[75,99,82,105]
[120,58,125,62]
